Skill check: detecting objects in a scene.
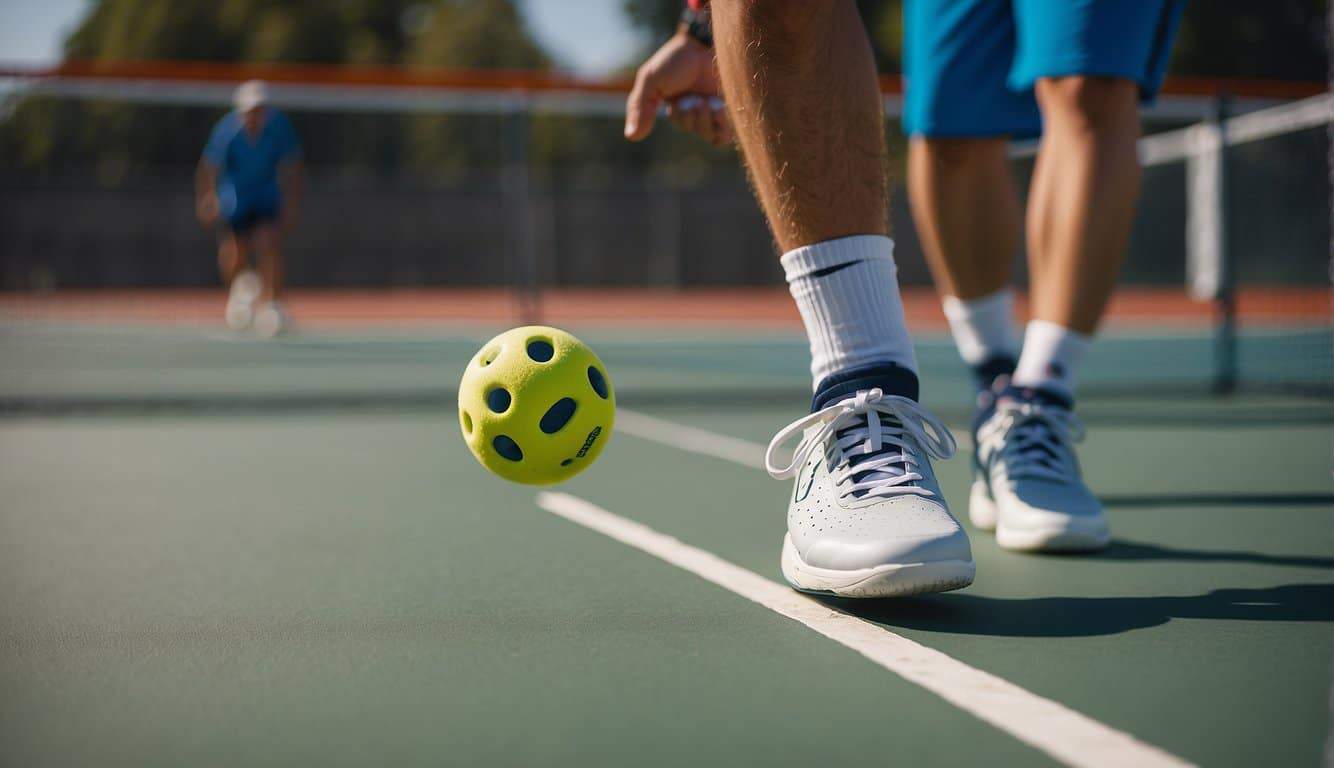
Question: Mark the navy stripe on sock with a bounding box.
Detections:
[812,362,920,411]
[972,355,1017,392]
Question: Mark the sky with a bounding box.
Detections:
[0,0,649,77]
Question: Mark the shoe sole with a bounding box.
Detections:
[224,302,254,331]
[970,481,1109,553]
[254,308,289,338]
[780,534,975,598]
[995,524,1110,553]
[255,319,286,338]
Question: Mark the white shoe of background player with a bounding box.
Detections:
[225,269,262,331]
[253,301,290,338]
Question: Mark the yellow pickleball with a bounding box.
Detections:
[458,326,614,485]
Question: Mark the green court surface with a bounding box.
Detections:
[2,324,1332,767]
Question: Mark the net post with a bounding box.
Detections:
[504,96,541,325]
[1211,92,1237,395]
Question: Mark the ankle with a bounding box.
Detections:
[942,288,1019,375]
[812,362,920,412]
[1012,320,1089,398]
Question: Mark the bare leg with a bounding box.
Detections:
[712,0,974,597]
[1027,77,1141,334]
[253,225,284,302]
[218,232,249,286]
[973,77,1135,553]
[711,0,889,251]
[221,231,261,330]
[907,138,1021,300]
[711,0,920,385]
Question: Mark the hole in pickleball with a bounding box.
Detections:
[587,366,608,399]
[540,397,577,434]
[486,387,511,413]
[461,410,473,434]
[526,339,554,362]
[560,459,573,466]
[479,346,500,367]
[492,435,523,462]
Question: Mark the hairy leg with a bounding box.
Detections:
[709,1,975,596]
[1027,76,1141,333]
[907,137,1020,299]
[710,0,889,251]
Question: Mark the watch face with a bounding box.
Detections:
[681,7,713,46]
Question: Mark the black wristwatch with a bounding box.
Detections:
[680,6,713,48]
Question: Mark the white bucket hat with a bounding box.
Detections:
[233,80,269,112]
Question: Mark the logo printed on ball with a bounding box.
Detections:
[576,426,602,458]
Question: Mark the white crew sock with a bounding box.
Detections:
[1012,320,1091,397]
[780,235,917,389]
[941,288,1019,366]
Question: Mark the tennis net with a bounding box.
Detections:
[0,62,1328,412]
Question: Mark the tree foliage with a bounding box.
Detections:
[3,0,1323,180]
[0,0,559,177]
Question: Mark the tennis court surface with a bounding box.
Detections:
[2,292,1331,767]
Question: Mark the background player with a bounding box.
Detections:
[195,80,304,337]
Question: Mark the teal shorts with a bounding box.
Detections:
[902,0,1184,138]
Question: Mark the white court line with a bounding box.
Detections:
[616,407,971,468]
[537,491,1193,768]
[616,408,767,468]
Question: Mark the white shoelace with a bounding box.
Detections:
[765,389,956,499]
[977,401,1085,483]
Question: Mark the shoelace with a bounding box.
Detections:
[765,389,957,499]
[977,401,1085,482]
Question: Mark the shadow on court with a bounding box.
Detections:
[1100,492,1334,508]
[820,582,1334,638]
[1084,537,1334,569]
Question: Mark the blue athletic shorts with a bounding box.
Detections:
[902,0,1184,138]
[225,202,280,235]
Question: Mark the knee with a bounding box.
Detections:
[1036,76,1138,131]
[915,138,1006,174]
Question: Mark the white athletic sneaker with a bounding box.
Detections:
[224,300,254,331]
[766,388,975,597]
[253,301,290,338]
[225,270,263,331]
[230,269,263,304]
[970,388,1109,552]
